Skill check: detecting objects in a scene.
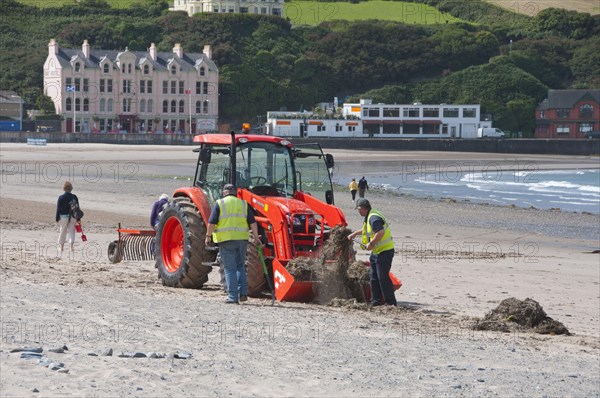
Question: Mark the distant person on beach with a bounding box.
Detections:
[205,184,263,304]
[358,176,369,198]
[348,178,358,203]
[348,198,397,307]
[150,193,169,229]
[55,181,79,252]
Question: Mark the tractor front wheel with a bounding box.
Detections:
[155,197,215,288]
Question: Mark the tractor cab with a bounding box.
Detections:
[193,134,335,209]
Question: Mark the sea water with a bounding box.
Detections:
[344,168,600,214]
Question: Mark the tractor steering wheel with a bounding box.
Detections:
[250,176,267,185]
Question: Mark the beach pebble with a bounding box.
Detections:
[136,387,143,391]
[87,352,98,356]
[32,388,39,393]
[100,348,113,356]
[48,347,65,354]
[117,352,131,358]
[450,384,462,389]
[173,352,192,359]
[131,352,147,358]
[11,347,43,353]
[148,352,165,359]
[57,368,69,374]
[20,352,43,360]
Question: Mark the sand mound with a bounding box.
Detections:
[474,297,570,335]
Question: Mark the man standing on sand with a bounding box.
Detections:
[358,176,369,198]
[348,198,397,306]
[205,184,263,304]
[348,178,358,203]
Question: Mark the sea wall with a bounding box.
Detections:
[1,132,598,155]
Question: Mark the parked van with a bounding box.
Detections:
[477,127,505,138]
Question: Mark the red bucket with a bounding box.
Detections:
[75,224,82,233]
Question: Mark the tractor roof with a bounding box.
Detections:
[193,134,292,147]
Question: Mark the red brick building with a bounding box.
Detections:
[535,89,600,139]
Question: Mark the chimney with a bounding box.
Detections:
[203,45,212,59]
[173,43,183,58]
[149,43,157,61]
[48,39,58,55]
[82,39,90,58]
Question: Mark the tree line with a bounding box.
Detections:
[1,0,598,134]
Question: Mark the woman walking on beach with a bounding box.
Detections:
[56,181,80,252]
[348,178,358,203]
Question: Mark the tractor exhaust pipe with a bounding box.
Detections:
[230,129,236,187]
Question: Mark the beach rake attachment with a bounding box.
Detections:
[108,223,156,264]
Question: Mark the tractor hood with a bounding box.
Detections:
[248,194,316,216]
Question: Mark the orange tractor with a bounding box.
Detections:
[154,131,347,301]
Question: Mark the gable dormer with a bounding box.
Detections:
[139,58,153,75]
[99,55,113,74]
[194,59,207,76]
[167,58,180,76]
[70,55,85,73]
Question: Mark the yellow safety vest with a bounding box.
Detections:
[362,209,394,254]
[213,195,249,243]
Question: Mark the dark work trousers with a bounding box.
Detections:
[351,190,357,201]
[369,249,397,305]
[358,188,366,198]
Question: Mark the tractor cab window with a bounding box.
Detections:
[293,143,335,205]
[196,145,231,207]
[236,142,294,197]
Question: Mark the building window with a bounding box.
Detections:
[423,108,439,117]
[123,80,131,94]
[100,119,105,132]
[348,125,356,132]
[443,108,459,117]
[540,110,545,118]
[107,99,113,112]
[147,81,152,94]
[179,100,184,113]
[83,79,89,92]
[143,65,149,75]
[203,100,209,114]
[147,99,153,113]
[66,97,72,111]
[163,120,169,131]
[140,99,146,113]
[171,65,177,75]
[200,67,205,76]
[66,77,72,89]
[196,101,201,113]
[462,108,476,118]
[75,78,81,92]
[179,81,184,94]
[100,79,105,93]
[196,81,202,94]
[203,82,209,94]
[103,64,109,74]
[163,100,168,113]
[404,108,420,117]
[128,64,132,74]
[123,98,131,113]
[74,62,80,72]
[556,108,570,118]
[335,123,341,132]
[83,99,89,112]
[579,104,594,118]
[107,79,112,93]
[383,108,399,117]
[240,7,248,13]
[121,64,125,73]
[579,122,594,133]
[363,108,379,117]
[75,98,81,111]
[100,98,105,112]
[317,125,326,132]
[171,100,176,113]
[171,81,176,94]
[556,125,570,134]
[273,8,281,16]
[163,81,168,94]
[140,80,145,94]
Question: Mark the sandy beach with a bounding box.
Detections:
[1,143,599,397]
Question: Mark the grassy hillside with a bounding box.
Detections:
[485,0,600,15]
[285,0,461,25]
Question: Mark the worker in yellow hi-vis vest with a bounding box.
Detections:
[348,198,397,306]
[205,184,263,304]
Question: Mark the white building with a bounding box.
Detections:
[43,39,219,134]
[266,99,492,138]
[170,0,283,16]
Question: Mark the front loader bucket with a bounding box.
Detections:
[272,259,315,302]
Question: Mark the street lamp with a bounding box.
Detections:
[185,88,192,133]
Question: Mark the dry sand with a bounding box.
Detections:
[0,143,599,397]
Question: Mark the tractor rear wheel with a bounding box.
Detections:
[246,240,268,297]
[155,197,215,288]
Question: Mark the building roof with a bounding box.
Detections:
[546,89,600,108]
[0,90,21,103]
[55,47,218,73]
